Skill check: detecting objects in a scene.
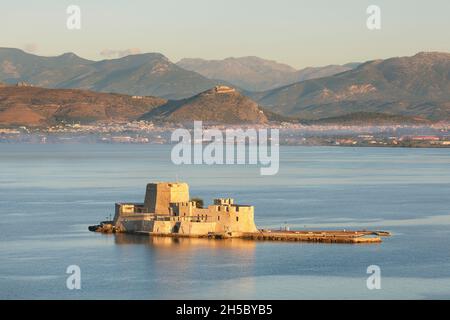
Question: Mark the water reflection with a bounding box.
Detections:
[108,234,258,298]
[114,233,256,250]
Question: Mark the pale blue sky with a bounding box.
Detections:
[1,0,449,68]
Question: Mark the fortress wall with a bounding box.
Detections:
[174,201,204,217]
[118,216,154,233]
[112,184,258,237]
[214,85,236,94]
[185,205,257,233]
[113,205,257,235]
[178,221,216,236]
[141,220,155,232]
[114,203,122,224]
[120,204,135,213]
[152,220,174,234]
[144,182,189,215]
[191,207,212,221]
[114,203,146,221]
[207,205,257,233]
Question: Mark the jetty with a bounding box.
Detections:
[241,230,388,243]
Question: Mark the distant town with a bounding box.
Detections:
[1,121,449,148]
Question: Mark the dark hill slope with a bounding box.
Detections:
[141,86,268,124]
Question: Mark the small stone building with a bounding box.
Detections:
[213,85,236,94]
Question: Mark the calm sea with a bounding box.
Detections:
[1,144,450,299]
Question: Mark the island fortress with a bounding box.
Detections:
[89,182,390,243]
[105,182,257,236]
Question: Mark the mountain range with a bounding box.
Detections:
[250,52,450,121]
[0,48,357,98]
[1,48,450,124]
[0,48,219,99]
[177,56,358,91]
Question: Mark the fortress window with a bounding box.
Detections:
[218,216,220,221]
[236,217,239,222]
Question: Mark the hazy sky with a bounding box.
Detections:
[1,0,450,69]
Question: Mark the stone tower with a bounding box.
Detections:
[143,182,189,214]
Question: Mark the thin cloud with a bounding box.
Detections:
[99,48,141,58]
[23,43,38,53]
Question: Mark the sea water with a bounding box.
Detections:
[1,144,449,299]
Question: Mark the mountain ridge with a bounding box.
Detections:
[250,52,450,121]
[177,56,358,91]
[1,48,450,123]
[0,48,219,99]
